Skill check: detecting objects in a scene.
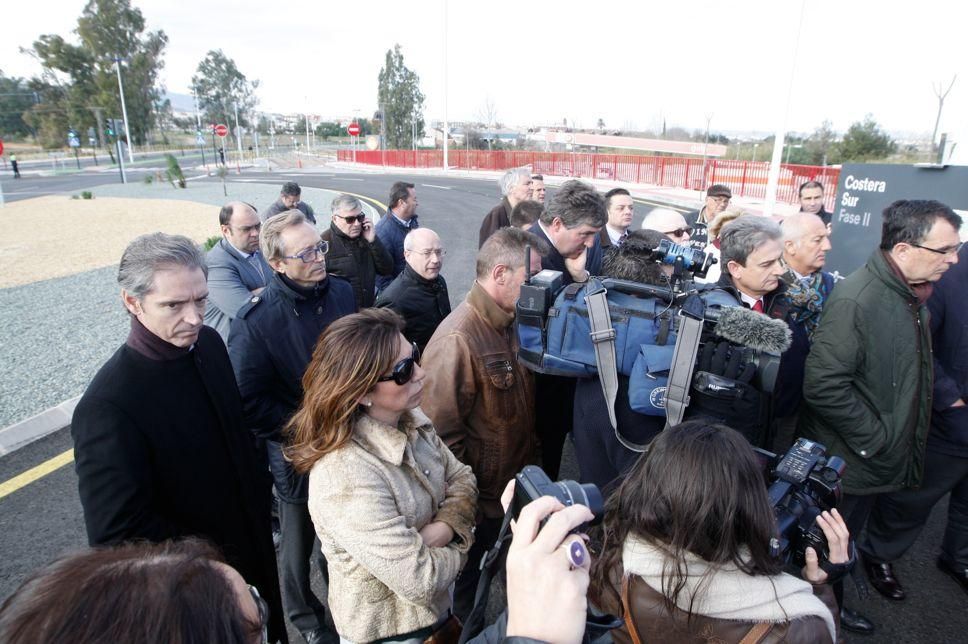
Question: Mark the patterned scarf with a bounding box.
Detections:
[780,267,831,339]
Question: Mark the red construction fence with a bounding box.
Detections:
[337,149,840,211]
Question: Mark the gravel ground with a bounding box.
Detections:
[0,180,374,429]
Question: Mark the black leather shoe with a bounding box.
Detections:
[864,559,906,600]
[840,607,875,635]
[937,557,968,595]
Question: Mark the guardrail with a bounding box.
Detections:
[337,149,840,211]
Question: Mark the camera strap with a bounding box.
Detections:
[664,312,704,429]
[457,508,514,644]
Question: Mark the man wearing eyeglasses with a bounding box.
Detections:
[641,207,693,245]
[685,184,732,250]
[204,202,272,343]
[228,210,356,644]
[375,228,451,352]
[799,200,962,631]
[321,193,393,308]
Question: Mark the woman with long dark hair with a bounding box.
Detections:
[286,308,477,643]
[590,421,849,643]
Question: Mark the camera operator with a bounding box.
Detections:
[590,421,849,644]
[572,229,671,491]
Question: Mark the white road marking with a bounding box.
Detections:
[421,184,452,190]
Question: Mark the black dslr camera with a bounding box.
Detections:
[757,438,846,567]
[512,465,604,533]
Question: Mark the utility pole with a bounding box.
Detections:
[442,0,449,171]
[114,57,135,164]
[234,101,243,161]
[700,113,712,189]
[191,84,206,167]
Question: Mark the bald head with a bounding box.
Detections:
[404,228,444,280]
[781,212,832,276]
[219,201,261,254]
[642,208,691,244]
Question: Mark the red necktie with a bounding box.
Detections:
[752,300,765,313]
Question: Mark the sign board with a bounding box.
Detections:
[196,133,206,145]
[824,163,968,280]
[214,124,228,137]
[365,135,380,151]
[347,122,361,136]
[0,139,4,156]
[68,130,80,148]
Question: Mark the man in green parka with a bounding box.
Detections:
[799,199,962,629]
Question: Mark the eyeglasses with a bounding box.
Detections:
[233,223,262,234]
[334,213,366,224]
[910,241,964,256]
[284,241,329,263]
[411,248,447,258]
[377,342,421,385]
[248,585,270,644]
[662,227,694,238]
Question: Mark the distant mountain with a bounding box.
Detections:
[163,91,196,113]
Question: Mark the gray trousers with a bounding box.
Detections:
[862,448,968,568]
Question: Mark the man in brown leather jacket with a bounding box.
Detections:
[421,226,548,620]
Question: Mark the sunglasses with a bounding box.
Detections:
[662,227,694,238]
[335,213,366,224]
[377,342,421,385]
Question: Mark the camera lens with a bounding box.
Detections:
[555,480,604,525]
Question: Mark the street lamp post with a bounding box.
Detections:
[114,56,135,164]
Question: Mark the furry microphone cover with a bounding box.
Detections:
[713,306,792,355]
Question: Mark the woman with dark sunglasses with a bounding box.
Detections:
[286,308,478,643]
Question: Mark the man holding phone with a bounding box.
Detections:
[321,193,394,308]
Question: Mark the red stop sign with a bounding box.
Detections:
[347,122,361,137]
[214,124,228,137]
[0,139,4,156]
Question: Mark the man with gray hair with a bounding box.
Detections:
[375,228,451,352]
[421,226,548,618]
[717,216,787,313]
[71,232,286,642]
[229,211,355,643]
[530,180,607,477]
[478,166,533,247]
[320,193,393,308]
[262,181,317,224]
[204,201,272,343]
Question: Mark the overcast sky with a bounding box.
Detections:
[2,0,964,139]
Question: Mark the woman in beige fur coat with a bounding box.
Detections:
[288,309,478,643]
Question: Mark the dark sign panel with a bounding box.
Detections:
[826,164,968,280]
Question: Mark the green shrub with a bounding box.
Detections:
[203,235,221,251]
[81,191,93,199]
[143,174,154,184]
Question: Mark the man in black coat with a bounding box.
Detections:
[478,167,533,248]
[72,232,286,643]
[528,180,606,478]
[262,181,317,224]
[320,193,393,308]
[375,227,451,352]
[229,211,356,644]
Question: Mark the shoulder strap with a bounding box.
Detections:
[586,282,648,453]
[621,576,643,644]
[739,621,772,644]
[663,312,703,429]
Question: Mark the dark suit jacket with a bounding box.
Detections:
[204,239,272,343]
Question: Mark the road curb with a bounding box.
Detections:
[0,397,80,456]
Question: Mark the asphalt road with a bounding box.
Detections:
[1,168,965,641]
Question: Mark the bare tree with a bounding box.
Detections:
[477,96,498,128]
[931,75,957,150]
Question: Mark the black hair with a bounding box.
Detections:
[879,199,962,250]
